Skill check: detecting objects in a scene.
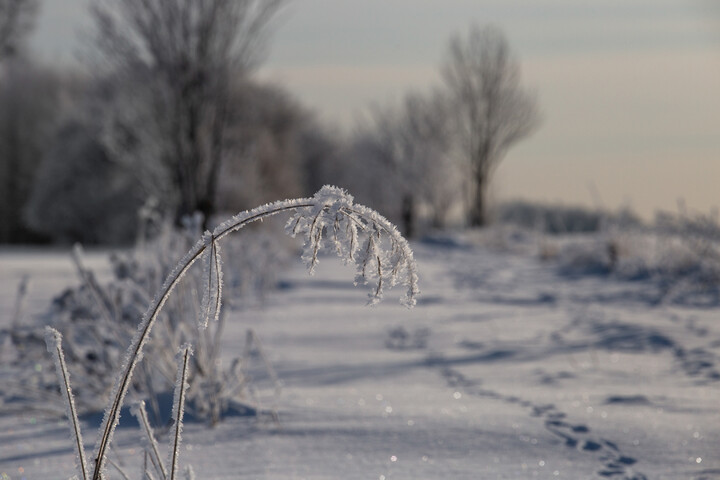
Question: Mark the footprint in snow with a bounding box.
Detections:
[434,360,647,479]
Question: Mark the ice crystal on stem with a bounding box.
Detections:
[286,185,419,306]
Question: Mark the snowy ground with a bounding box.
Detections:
[1,237,719,479]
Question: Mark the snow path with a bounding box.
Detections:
[1,241,719,479]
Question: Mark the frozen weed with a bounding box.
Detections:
[45,327,89,480]
[47,186,418,479]
[1,216,291,421]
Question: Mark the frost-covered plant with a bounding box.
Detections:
[0,215,289,422]
[548,215,720,305]
[48,186,418,479]
[47,329,194,480]
[45,328,89,480]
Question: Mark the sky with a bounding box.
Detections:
[31,0,720,220]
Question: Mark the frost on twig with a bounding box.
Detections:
[286,185,419,306]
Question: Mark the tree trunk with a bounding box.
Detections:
[172,87,202,225]
[468,171,486,227]
[401,194,415,239]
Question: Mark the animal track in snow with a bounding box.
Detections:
[435,361,648,479]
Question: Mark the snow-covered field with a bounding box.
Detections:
[1,235,719,479]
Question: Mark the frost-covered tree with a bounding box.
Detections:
[0,0,38,60]
[442,24,539,227]
[23,74,328,244]
[87,0,284,224]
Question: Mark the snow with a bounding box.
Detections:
[1,236,719,479]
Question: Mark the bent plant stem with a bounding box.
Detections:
[91,187,419,479]
[91,201,310,479]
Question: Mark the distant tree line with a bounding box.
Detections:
[0,0,539,244]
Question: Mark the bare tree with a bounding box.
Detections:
[363,103,418,237]
[349,90,458,238]
[400,92,460,230]
[442,24,539,227]
[87,0,284,224]
[0,0,38,60]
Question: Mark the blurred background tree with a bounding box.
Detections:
[86,0,285,225]
[442,24,539,227]
[332,24,538,235]
[344,91,458,238]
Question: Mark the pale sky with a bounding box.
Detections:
[31,0,720,219]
